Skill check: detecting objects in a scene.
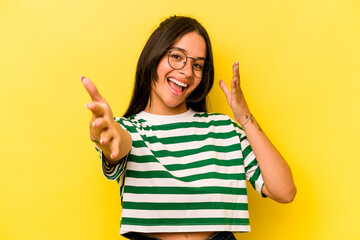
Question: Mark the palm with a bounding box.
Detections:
[219,62,250,122]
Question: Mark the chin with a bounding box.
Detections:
[163,96,184,107]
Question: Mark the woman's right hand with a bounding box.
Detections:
[81,76,130,163]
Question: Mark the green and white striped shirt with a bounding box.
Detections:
[98,109,265,235]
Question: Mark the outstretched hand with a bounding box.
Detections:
[219,61,251,124]
[81,76,122,161]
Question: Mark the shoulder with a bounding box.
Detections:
[114,115,145,132]
[193,111,232,121]
[194,112,240,127]
[192,112,244,133]
[197,112,246,136]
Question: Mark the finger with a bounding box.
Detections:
[232,61,240,90]
[99,129,112,146]
[232,61,238,81]
[231,78,239,100]
[89,119,102,143]
[109,137,120,160]
[235,62,240,90]
[219,79,230,97]
[81,76,103,102]
[86,102,105,117]
[92,118,108,131]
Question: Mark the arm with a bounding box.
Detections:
[219,62,296,203]
[81,76,131,164]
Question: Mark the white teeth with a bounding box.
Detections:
[168,78,188,87]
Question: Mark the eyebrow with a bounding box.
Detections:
[169,47,206,60]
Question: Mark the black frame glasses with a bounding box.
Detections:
[166,48,209,78]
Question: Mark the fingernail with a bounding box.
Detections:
[80,76,85,81]
[92,121,96,127]
[100,139,104,144]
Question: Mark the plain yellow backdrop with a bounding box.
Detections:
[1,0,359,239]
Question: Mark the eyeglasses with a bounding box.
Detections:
[166,48,209,78]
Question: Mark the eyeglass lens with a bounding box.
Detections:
[168,50,206,78]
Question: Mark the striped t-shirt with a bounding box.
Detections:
[97,108,265,235]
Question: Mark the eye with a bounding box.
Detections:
[193,63,203,70]
[171,54,181,60]
[193,60,205,71]
[169,51,185,61]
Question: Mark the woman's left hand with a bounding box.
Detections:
[219,61,297,203]
[219,61,251,124]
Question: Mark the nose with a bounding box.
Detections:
[179,59,194,78]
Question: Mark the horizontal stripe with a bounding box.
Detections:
[122,201,248,210]
[126,162,244,177]
[164,158,244,171]
[125,125,239,141]
[123,193,248,203]
[128,144,242,159]
[250,168,262,188]
[150,119,233,131]
[135,131,237,146]
[242,145,252,160]
[194,112,224,117]
[144,144,242,158]
[123,186,247,195]
[121,217,250,226]
[109,111,263,234]
[119,224,250,235]
[118,119,234,134]
[124,177,246,188]
[245,166,257,181]
[255,174,265,195]
[244,152,256,169]
[121,209,249,219]
[125,170,244,182]
[128,150,245,164]
[133,135,240,152]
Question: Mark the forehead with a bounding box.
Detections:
[171,31,207,59]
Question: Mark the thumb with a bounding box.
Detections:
[81,76,103,102]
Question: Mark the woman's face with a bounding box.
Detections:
[145,31,207,115]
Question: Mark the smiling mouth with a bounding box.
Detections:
[168,78,188,94]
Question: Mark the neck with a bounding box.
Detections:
[144,100,188,115]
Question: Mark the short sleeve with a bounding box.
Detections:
[95,144,128,181]
[232,120,266,197]
[94,117,132,181]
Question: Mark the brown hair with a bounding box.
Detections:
[123,16,214,118]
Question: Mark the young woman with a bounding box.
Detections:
[82,16,296,240]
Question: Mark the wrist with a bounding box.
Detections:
[237,114,264,133]
[103,151,121,164]
[234,108,251,126]
[96,144,121,164]
[239,113,253,129]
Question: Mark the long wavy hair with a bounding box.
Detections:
[123,16,214,118]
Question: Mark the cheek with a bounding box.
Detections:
[193,78,202,88]
[156,57,172,78]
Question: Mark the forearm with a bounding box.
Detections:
[237,114,297,203]
[219,61,296,203]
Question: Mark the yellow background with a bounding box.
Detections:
[1,0,359,239]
